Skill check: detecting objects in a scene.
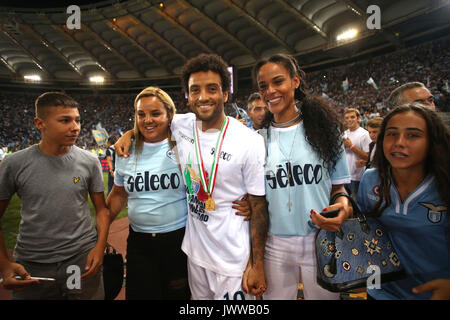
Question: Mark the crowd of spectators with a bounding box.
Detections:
[307,37,449,116]
[230,38,449,121]
[1,37,448,154]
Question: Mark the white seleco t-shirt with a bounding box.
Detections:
[171,113,266,277]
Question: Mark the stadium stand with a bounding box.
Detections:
[0,0,449,305]
[1,37,448,154]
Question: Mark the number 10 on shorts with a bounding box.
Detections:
[223,290,245,300]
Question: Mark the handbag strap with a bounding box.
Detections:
[330,192,366,221]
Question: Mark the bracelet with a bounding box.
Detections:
[330,192,349,205]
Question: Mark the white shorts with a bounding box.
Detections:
[187,258,255,300]
[263,231,340,300]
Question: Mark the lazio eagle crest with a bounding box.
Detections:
[419,202,447,223]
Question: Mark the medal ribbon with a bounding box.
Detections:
[193,116,229,198]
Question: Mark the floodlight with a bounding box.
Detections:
[336,28,358,41]
[24,74,41,81]
[89,76,104,83]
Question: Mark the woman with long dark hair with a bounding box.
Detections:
[252,54,353,299]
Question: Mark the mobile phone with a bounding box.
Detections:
[320,208,340,218]
[13,276,56,281]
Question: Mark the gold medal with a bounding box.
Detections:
[205,196,215,211]
[193,116,229,214]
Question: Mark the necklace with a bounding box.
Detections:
[274,123,300,212]
[271,112,301,128]
[193,116,230,211]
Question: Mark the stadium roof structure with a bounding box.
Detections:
[0,0,449,92]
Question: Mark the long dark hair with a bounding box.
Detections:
[370,103,450,216]
[253,53,344,170]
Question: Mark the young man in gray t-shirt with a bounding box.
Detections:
[0,92,110,299]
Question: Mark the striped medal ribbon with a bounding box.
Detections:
[193,116,230,211]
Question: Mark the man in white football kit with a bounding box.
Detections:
[173,112,265,299]
[176,54,268,300]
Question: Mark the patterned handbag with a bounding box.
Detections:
[315,193,406,292]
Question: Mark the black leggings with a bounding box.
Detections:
[125,226,190,300]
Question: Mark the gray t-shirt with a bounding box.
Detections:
[0,144,105,263]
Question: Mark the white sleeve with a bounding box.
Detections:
[330,144,351,185]
[361,130,372,152]
[171,113,194,131]
[242,133,266,196]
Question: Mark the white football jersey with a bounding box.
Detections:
[172,113,266,277]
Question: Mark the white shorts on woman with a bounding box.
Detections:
[263,231,340,300]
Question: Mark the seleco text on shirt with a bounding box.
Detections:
[125,172,182,192]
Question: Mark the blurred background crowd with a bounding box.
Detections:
[1,37,448,155]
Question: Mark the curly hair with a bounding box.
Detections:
[370,103,450,216]
[181,53,231,95]
[252,53,344,170]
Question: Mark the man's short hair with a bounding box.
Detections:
[35,92,79,118]
[247,92,262,111]
[344,108,360,117]
[181,53,231,95]
[387,82,426,108]
[367,116,383,128]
